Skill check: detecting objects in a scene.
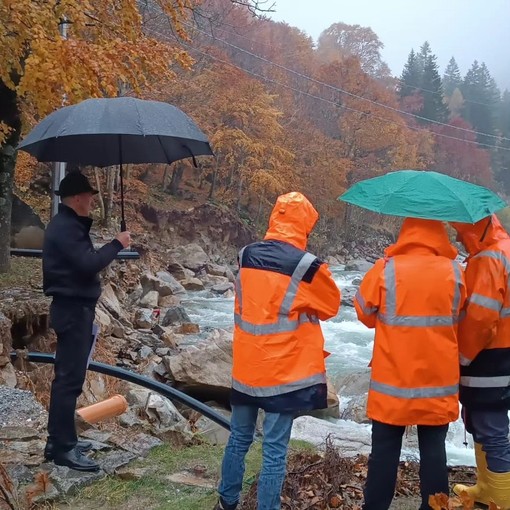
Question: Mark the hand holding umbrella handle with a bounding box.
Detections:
[116,231,131,250]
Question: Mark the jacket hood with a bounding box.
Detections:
[385,218,457,259]
[264,192,319,250]
[451,214,509,256]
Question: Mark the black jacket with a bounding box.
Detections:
[43,204,122,303]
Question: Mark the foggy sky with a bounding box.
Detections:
[267,0,510,91]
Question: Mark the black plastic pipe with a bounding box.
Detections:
[9,351,230,431]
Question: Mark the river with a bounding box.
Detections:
[183,266,476,466]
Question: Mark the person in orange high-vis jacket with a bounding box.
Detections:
[214,192,340,510]
[451,215,510,509]
[354,218,466,510]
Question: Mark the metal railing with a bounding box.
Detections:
[10,248,140,260]
[9,351,230,431]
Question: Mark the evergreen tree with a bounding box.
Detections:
[421,53,449,123]
[400,49,422,98]
[400,42,448,123]
[443,57,462,97]
[462,60,501,144]
[493,90,510,194]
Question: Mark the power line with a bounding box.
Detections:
[180,20,510,143]
[183,14,497,109]
[146,25,510,152]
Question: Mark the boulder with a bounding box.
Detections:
[341,286,357,308]
[191,404,232,445]
[167,329,233,393]
[161,306,191,327]
[141,272,186,297]
[155,271,187,296]
[334,370,371,397]
[340,394,369,424]
[99,283,123,319]
[158,295,182,308]
[344,259,374,273]
[181,278,205,291]
[134,308,153,329]
[211,283,234,295]
[139,290,159,308]
[167,260,194,281]
[305,378,340,420]
[168,243,210,272]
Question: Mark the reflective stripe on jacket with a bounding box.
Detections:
[231,192,341,413]
[355,218,466,426]
[453,216,510,409]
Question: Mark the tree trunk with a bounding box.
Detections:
[94,168,105,221]
[0,83,22,273]
[255,192,264,228]
[105,167,116,227]
[162,165,170,190]
[208,159,219,200]
[169,163,184,196]
[236,175,244,214]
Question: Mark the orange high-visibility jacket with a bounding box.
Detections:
[231,192,341,413]
[355,218,466,426]
[452,215,510,409]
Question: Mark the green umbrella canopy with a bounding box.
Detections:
[338,170,506,223]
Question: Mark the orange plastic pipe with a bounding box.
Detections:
[76,394,128,423]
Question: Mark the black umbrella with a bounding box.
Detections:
[18,97,214,230]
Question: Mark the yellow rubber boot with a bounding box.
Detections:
[453,443,490,504]
[485,469,510,509]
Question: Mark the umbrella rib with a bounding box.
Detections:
[434,177,474,222]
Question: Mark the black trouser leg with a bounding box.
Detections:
[417,424,449,510]
[363,420,405,510]
[47,301,95,453]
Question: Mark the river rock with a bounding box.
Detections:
[340,394,369,424]
[335,370,371,397]
[168,243,209,272]
[167,260,194,281]
[211,283,234,295]
[341,286,358,308]
[344,259,374,272]
[161,306,191,327]
[167,329,232,394]
[155,271,187,296]
[181,278,205,291]
[139,290,159,308]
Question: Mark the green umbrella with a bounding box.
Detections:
[338,170,506,223]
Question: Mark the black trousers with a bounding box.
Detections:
[47,300,96,452]
[363,420,449,510]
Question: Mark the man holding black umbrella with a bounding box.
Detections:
[42,171,130,471]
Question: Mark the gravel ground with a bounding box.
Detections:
[0,385,47,429]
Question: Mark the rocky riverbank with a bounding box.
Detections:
[0,203,398,506]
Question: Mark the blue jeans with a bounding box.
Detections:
[464,406,510,472]
[219,405,294,510]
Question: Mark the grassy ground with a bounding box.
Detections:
[48,440,428,510]
[56,441,271,510]
[0,257,42,290]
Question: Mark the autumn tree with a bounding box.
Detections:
[317,22,389,78]
[0,0,199,271]
[433,117,493,186]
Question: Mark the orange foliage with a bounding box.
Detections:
[0,0,196,140]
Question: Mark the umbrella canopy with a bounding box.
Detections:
[17,97,213,166]
[17,97,214,230]
[338,170,506,223]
